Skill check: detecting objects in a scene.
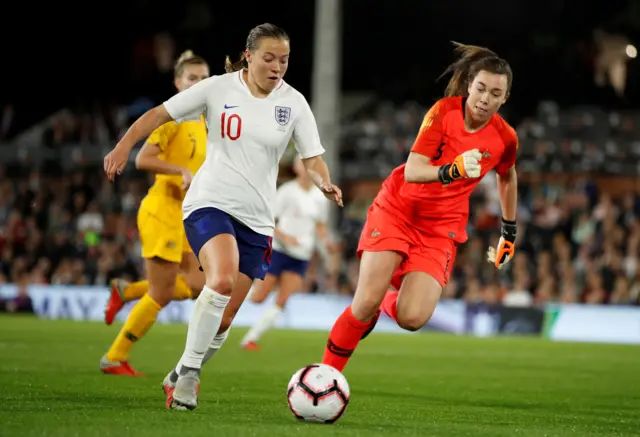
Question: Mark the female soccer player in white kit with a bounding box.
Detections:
[104,23,343,411]
[240,156,333,350]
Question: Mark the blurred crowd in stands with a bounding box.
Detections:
[1,99,640,309]
[0,167,144,290]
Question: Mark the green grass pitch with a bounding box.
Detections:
[1,316,639,437]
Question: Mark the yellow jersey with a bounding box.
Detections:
[144,116,207,205]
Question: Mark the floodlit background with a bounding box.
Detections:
[1,1,640,435]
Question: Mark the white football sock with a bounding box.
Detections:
[202,328,230,366]
[176,286,230,371]
[241,304,283,345]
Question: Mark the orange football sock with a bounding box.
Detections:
[381,290,399,323]
[322,306,372,372]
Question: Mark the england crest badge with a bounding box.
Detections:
[275,106,291,126]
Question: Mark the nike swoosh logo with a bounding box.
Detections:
[224,104,238,109]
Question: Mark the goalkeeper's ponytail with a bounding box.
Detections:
[440,42,513,97]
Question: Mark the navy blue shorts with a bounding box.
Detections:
[183,207,272,280]
[268,250,310,277]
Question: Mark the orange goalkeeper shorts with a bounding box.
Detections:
[356,203,457,289]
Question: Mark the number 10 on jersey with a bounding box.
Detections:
[221,113,242,141]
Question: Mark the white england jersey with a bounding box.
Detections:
[163,70,325,237]
[272,180,328,261]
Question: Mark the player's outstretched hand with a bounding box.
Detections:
[486,218,517,269]
[438,149,483,185]
[320,183,343,207]
[104,145,131,181]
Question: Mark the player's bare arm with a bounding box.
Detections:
[406,99,482,186]
[301,155,343,207]
[104,105,173,180]
[497,166,517,221]
[135,143,193,190]
[404,152,439,183]
[487,165,518,269]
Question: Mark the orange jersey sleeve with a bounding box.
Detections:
[494,123,518,176]
[146,122,179,152]
[410,99,452,158]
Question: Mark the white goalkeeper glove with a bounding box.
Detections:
[438,149,483,185]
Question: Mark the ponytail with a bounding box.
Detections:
[225,53,248,73]
[440,42,509,97]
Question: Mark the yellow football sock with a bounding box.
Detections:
[106,294,162,363]
[174,274,193,300]
[122,281,148,302]
[122,275,192,302]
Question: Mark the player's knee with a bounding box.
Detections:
[396,300,436,331]
[206,274,235,295]
[396,312,431,332]
[250,295,265,304]
[397,316,427,332]
[250,291,267,304]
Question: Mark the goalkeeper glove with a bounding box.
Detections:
[487,218,517,269]
[438,149,483,185]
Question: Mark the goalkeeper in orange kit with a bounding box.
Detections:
[321,42,519,372]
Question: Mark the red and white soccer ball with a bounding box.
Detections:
[287,363,350,423]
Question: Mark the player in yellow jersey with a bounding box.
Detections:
[100,50,209,376]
